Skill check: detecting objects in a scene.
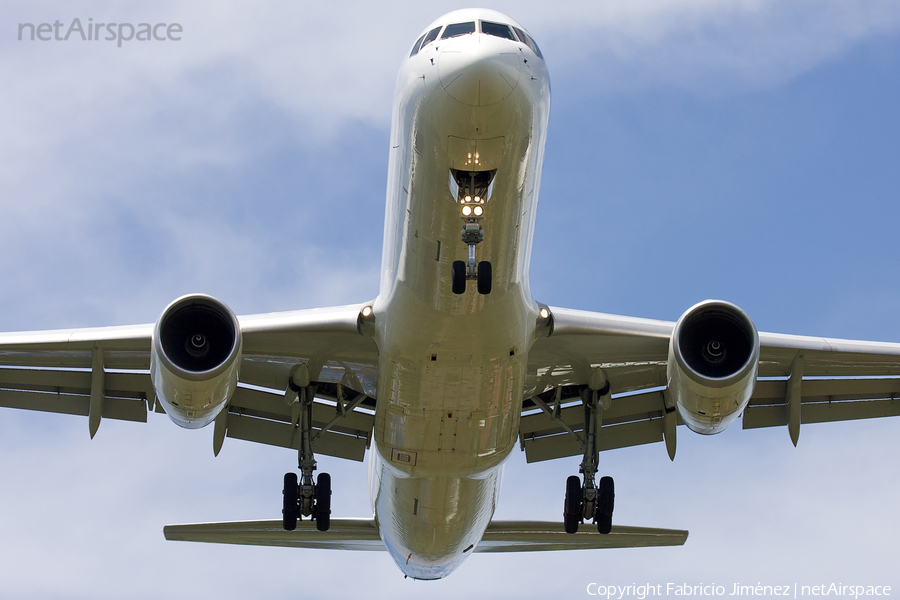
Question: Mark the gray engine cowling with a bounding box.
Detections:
[150,294,242,429]
[667,300,759,435]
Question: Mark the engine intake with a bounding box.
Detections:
[667,300,759,435]
[150,294,242,429]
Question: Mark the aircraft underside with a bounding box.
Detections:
[3,6,900,583]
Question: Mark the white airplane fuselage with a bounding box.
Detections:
[367,9,551,579]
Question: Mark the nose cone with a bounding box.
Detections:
[438,36,522,106]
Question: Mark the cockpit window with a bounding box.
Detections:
[421,26,441,48]
[441,21,476,39]
[409,26,442,57]
[481,21,516,41]
[409,33,427,57]
[512,26,544,59]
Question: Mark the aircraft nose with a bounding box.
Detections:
[437,36,522,106]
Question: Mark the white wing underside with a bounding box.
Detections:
[2,303,900,463]
[521,306,900,463]
[0,303,379,461]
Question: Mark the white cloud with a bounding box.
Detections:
[531,0,900,94]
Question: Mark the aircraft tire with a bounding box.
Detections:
[452,261,466,294]
[596,513,612,535]
[315,472,332,532]
[596,476,615,534]
[283,472,299,531]
[477,261,492,295]
[564,475,582,534]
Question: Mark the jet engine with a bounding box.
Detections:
[667,300,759,435]
[150,294,242,429]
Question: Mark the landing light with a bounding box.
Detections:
[540,308,550,319]
[362,306,373,318]
[462,205,473,216]
[473,206,483,216]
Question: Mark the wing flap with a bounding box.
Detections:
[164,519,384,552]
[743,377,900,430]
[0,388,148,422]
[221,384,374,461]
[519,388,675,463]
[475,521,688,552]
[521,419,669,463]
[224,411,370,461]
[0,366,151,423]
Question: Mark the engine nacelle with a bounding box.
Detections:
[667,300,759,435]
[150,294,242,429]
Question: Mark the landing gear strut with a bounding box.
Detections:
[282,380,331,532]
[451,169,494,295]
[562,380,615,534]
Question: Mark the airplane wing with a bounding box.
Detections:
[0,303,378,461]
[164,519,385,552]
[521,305,900,463]
[163,518,688,552]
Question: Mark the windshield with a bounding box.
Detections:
[512,26,543,59]
[441,22,476,39]
[481,21,516,41]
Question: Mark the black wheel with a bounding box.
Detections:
[596,476,615,534]
[315,472,332,532]
[596,513,612,535]
[282,472,298,531]
[477,261,492,295]
[563,475,582,534]
[452,261,466,295]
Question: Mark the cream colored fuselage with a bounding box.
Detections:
[368,11,551,579]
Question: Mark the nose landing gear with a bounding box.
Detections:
[451,258,492,295]
[450,169,494,296]
[452,221,492,296]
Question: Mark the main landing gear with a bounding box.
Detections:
[565,474,614,534]
[282,378,331,532]
[283,472,332,532]
[562,380,615,535]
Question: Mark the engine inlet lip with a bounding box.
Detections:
[672,300,759,389]
[152,293,242,382]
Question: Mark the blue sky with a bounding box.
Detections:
[1,1,900,597]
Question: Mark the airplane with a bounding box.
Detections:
[2,7,900,582]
